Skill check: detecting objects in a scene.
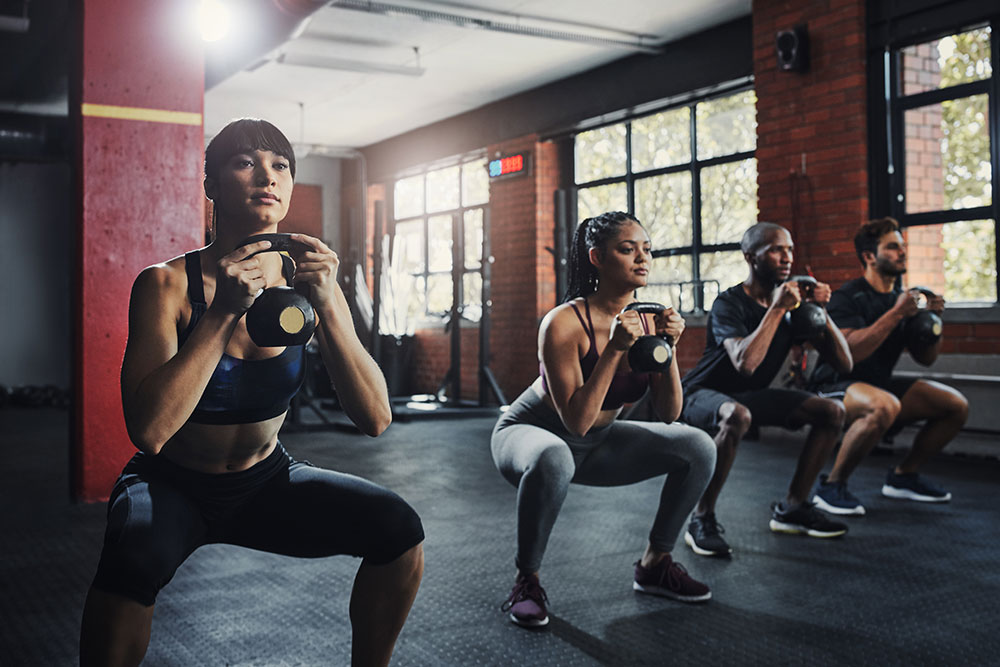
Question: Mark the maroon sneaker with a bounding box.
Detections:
[633,556,711,602]
[501,573,549,627]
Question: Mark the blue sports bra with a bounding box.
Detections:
[179,250,306,425]
[540,298,651,410]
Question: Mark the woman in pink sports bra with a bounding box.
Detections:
[491,211,718,628]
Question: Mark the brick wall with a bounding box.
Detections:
[487,135,560,400]
[410,326,481,399]
[753,0,869,288]
[900,42,946,294]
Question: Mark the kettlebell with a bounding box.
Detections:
[783,275,827,342]
[239,233,317,347]
[623,302,674,372]
[904,286,943,350]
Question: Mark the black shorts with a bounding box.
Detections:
[811,376,918,402]
[681,385,815,434]
[92,442,424,606]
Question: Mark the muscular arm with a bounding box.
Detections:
[313,284,392,437]
[541,307,628,437]
[723,305,789,376]
[813,314,853,373]
[290,233,391,436]
[121,239,274,454]
[121,266,240,454]
[809,282,852,373]
[841,309,907,363]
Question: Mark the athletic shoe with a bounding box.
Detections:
[881,469,952,503]
[813,474,866,516]
[769,501,848,538]
[633,556,711,602]
[501,573,549,627]
[684,514,733,557]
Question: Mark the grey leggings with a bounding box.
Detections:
[491,388,717,574]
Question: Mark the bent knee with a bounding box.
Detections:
[872,398,901,430]
[949,392,970,422]
[529,444,575,484]
[719,403,752,436]
[93,540,180,606]
[810,398,846,428]
[364,496,425,565]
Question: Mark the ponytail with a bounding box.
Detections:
[563,211,639,302]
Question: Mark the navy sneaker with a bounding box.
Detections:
[769,501,848,538]
[501,573,549,627]
[813,474,866,516]
[633,556,711,602]
[882,469,951,503]
[684,514,733,557]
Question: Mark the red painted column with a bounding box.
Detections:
[74,1,204,501]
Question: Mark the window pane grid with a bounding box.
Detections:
[575,88,757,312]
[391,157,489,320]
[891,23,998,304]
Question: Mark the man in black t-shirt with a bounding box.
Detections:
[680,223,854,557]
[809,218,967,515]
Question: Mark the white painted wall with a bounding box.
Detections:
[294,154,342,248]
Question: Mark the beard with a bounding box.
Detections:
[875,255,906,276]
[752,260,787,289]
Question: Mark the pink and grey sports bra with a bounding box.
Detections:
[540,298,651,410]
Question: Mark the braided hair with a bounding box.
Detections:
[564,211,641,302]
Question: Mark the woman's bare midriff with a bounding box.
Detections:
[529,377,621,430]
[159,413,287,473]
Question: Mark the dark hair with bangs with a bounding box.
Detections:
[854,217,900,267]
[204,118,296,181]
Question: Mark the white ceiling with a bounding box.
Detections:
[204,0,750,150]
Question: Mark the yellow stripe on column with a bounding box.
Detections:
[81,103,202,126]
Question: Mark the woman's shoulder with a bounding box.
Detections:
[540,299,589,338]
[130,252,191,300]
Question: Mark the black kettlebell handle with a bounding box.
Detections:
[237,233,312,257]
[237,233,311,295]
[624,302,669,315]
[785,275,817,297]
[624,302,674,343]
[907,286,937,308]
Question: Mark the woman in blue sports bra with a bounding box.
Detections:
[80,119,423,667]
[492,211,718,628]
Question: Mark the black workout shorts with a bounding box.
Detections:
[91,442,424,606]
[681,385,815,434]
[811,376,918,402]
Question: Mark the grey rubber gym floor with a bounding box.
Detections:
[2,406,998,666]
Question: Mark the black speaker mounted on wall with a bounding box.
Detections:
[776,24,809,72]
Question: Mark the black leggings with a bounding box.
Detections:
[92,443,424,606]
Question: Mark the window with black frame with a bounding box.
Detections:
[888,24,997,304]
[574,88,758,314]
[391,158,488,326]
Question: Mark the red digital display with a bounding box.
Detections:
[489,154,526,178]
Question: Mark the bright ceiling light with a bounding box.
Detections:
[198,0,231,43]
